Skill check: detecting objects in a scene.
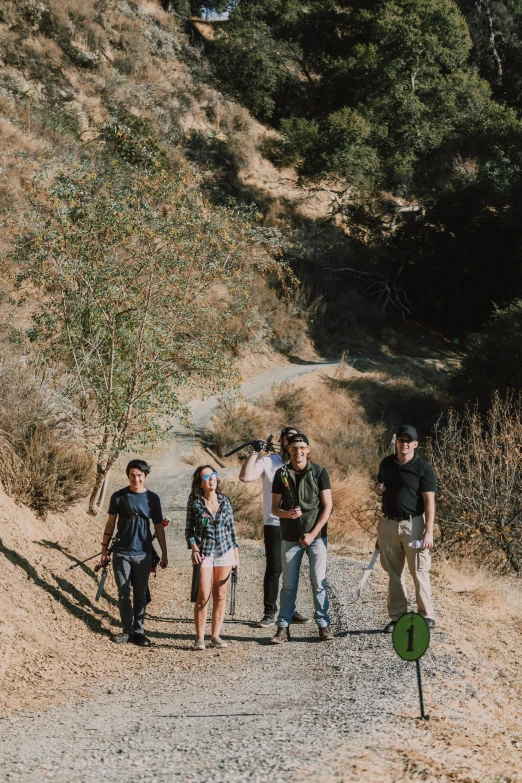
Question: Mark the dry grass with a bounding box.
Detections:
[208,368,383,546]
[0,346,93,515]
[221,477,264,539]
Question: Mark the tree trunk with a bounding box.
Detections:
[88,467,106,516]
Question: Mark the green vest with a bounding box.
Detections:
[279,462,327,542]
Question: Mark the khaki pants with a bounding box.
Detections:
[378,515,434,620]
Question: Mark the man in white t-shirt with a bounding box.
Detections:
[239,426,310,627]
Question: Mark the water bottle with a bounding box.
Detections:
[409,540,423,549]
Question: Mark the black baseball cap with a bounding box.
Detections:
[280,426,298,439]
[396,425,418,441]
[287,433,310,447]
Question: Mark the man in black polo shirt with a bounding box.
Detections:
[375,425,436,633]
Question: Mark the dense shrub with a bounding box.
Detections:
[0,348,93,515]
[455,299,522,405]
[426,391,522,572]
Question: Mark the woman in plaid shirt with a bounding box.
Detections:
[185,465,239,651]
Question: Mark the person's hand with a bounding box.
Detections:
[160,554,168,569]
[287,506,303,519]
[422,532,434,550]
[299,533,314,547]
[100,555,110,568]
[191,549,203,565]
[375,482,386,495]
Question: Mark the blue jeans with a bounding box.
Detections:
[277,538,329,628]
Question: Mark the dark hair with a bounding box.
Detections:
[126,459,151,476]
[189,465,221,500]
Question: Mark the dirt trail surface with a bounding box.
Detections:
[1,360,521,782]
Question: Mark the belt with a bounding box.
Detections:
[383,515,413,522]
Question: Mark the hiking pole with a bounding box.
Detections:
[229,566,238,618]
[94,538,117,602]
[356,547,379,599]
[65,550,103,571]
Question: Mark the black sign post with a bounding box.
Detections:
[392,612,431,720]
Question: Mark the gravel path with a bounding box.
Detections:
[0,516,454,782]
[0,360,483,782]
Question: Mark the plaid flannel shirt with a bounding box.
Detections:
[185,494,238,558]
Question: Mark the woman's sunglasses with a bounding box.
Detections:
[201,471,218,481]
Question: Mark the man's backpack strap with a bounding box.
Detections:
[311,463,323,490]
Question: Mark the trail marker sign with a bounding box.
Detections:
[392,612,431,719]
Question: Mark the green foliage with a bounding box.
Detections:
[98,109,168,170]
[211,0,522,333]
[457,301,522,404]
[212,20,299,119]
[9,160,285,512]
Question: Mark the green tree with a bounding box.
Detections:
[456,300,522,404]
[10,161,284,514]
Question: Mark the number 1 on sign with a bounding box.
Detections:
[407,623,415,652]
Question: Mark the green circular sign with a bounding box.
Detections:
[392,613,430,661]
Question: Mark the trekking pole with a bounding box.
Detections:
[94,538,117,602]
[229,566,238,618]
[65,550,103,571]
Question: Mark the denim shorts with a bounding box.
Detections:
[200,547,236,568]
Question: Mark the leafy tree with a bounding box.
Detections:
[455,300,522,403]
[9,161,284,514]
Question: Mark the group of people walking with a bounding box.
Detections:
[100,423,436,648]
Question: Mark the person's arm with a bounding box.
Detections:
[101,514,117,566]
[185,501,203,564]
[239,451,265,483]
[421,491,435,549]
[301,489,333,545]
[271,493,302,519]
[153,522,168,568]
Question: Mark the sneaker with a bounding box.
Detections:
[384,621,396,633]
[132,634,151,647]
[292,611,311,624]
[209,636,228,648]
[192,637,206,651]
[111,632,132,644]
[318,625,334,641]
[425,618,436,630]
[256,615,276,628]
[269,626,290,644]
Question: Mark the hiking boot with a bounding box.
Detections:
[425,618,436,630]
[292,611,311,624]
[256,615,276,628]
[318,625,334,641]
[269,626,290,644]
[111,632,132,644]
[192,637,206,651]
[132,634,151,647]
[209,636,228,648]
[384,621,397,633]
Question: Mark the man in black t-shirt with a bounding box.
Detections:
[269,434,333,644]
[375,425,436,633]
[101,459,168,646]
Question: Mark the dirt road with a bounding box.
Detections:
[0,360,520,782]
